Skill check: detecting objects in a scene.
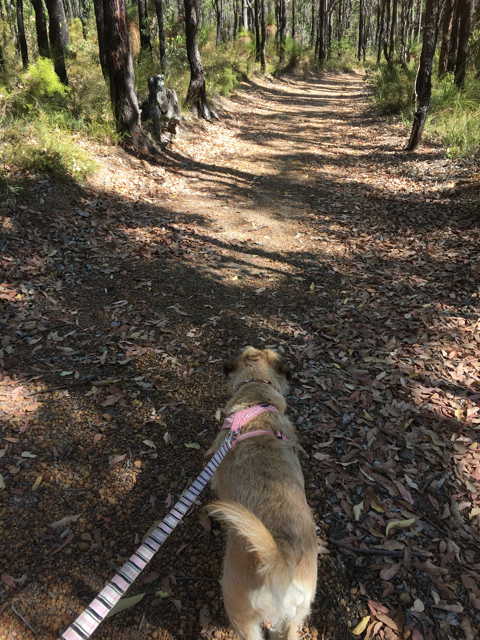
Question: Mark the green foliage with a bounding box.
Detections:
[428,75,480,158]
[8,58,69,115]
[324,39,358,73]
[371,62,480,158]
[1,116,97,181]
[370,62,415,115]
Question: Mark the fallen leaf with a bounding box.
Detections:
[106,593,145,618]
[142,439,156,448]
[352,615,370,635]
[0,474,5,490]
[184,442,200,449]
[32,474,43,490]
[413,598,425,612]
[49,514,80,529]
[386,517,416,536]
[109,454,127,466]
[380,563,401,581]
[21,451,37,458]
[353,501,364,521]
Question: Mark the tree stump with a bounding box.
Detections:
[141,75,181,144]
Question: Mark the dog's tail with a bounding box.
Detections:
[206,500,290,576]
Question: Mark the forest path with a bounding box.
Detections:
[1,72,479,640]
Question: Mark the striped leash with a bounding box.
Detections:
[59,433,234,640]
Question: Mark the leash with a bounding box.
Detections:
[59,433,234,640]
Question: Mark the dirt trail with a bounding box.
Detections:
[1,73,479,640]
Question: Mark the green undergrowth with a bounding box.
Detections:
[370,62,480,158]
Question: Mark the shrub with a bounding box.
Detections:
[370,62,415,115]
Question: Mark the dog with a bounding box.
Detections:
[206,346,318,640]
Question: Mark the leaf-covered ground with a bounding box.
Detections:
[1,72,479,640]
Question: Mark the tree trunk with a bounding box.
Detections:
[45,0,69,84]
[276,0,286,63]
[438,0,453,76]
[291,0,295,39]
[137,0,152,53]
[447,0,461,71]
[184,0,216,119]
[154,0,166,72]
[357,0,364,60]
[16,0,28,68]
[376,0,385,64]
[242,0,248,30]
[406,0,438,151]
[31,0,50,57]
[388,0,397,62]
[254,0,261,61]
[454,0,472,87]
[93,0,107,77]
[310,0,315,47]
[100,0,144,143]
[259,0,266,71]
[316,0,326,66]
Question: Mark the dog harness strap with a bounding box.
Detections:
[235,429,288,444]
[221,404,286,448]
[59,434,234,640]
[221,404,278,434]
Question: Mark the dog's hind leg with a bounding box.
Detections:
[267,621,299,640]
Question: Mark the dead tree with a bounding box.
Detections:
[406,0,438,151]
[141,74,180,143]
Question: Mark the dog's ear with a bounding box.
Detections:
[265,349,292,381]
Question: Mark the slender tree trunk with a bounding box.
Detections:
[438,0,453,76]
[276,0,286,63]
[317,0,326,65]
[100,0,144,143]
[383,0,391,62]
[138,0,152,53]
[259,0,266,70]
[45,0,69,83]
[454,0,472,87]
[376,0,385,63]
[406,0,438,151]
[242,0,248,30]
[357,0,364,60]
[79,0,90,37]
[291,0,295,39]
[310,0,315,47]
[388,0,397,62]
[16,0,28,68]
[254,0,261,60]
[93,0,107,77]
[447,0,461,71]
[184,0,216,119]
[31,0,50,57]
[154,0,166,72]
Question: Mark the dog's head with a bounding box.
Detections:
[224,346,291,395]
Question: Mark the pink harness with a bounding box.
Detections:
[221,403,288,447]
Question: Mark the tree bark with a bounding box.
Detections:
[291,0,295,39]
[406,0,438,151]
[154,0,166,72]
[454,0,472,87]
[45,0,69,84]
[357,0,364,60]
[447,0,461,71]
[184,0,216,119]
[137,0,152,53]
[316,0,326,66]
[276,0,286,63]
[16,0,29,68]
[31,0,50,57]
[100,0,144,143]
[259,0,266,71]
[93,0,107,78]
[438,0,453,76]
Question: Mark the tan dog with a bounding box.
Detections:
[207,347,318,640]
